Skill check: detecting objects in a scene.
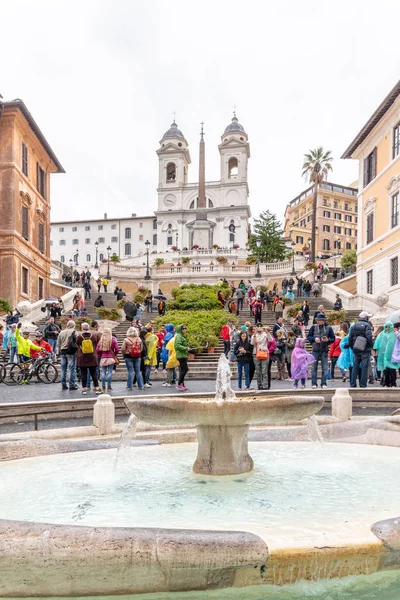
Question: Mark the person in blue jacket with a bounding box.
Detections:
[161,324,176,386]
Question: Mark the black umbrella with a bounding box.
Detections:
[154,294,167,300]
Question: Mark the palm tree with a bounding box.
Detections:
[302,147,333,263]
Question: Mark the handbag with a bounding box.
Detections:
[255,341,268,361]
[353,335,367,352]
[112,350,120,366]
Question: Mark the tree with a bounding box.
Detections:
[247,210,287,263]
[340,249,357,269]
[302,147,333,263]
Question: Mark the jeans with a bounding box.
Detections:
[237,361,250,389]
[103,285,108,292]
[303,290,310,297]
[294,378,306,386]
[125,357,143,389]
[60,354,76,387]
[178,358,188,385]
[282,286,288,296]
[350,352,370,388]
[236,298,244,313]
[156,348,166,370]
[330,356,345,379]
[101,364,114,389]
[85,290,91,299]
[297,286,302,296]
[47,338,57,358]
[10,347,17,363]
[145,364,152,384]
[311,351,328,386]
[254,357,268,389]
[223,340,230,357]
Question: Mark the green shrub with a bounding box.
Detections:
[75,316,93,330]
[286,302,302,318]
[154,258,165,266]
[181,256,190,264]
[167,284,224,311]
[116,298,126,308]
[95,307,121,321]
[340,249,357,269]
[0,298,12,313]
[325,309,347,325]
[133,293,145,303]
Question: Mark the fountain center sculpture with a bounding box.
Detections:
[126,355,324,476]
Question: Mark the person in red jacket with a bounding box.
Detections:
[30,331,53,360]
[329,332,346,381]
[221,320,235,357]
[155,325,166,373]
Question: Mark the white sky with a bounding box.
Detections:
[2,0,400,224]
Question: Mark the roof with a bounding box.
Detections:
[4,99,65,173]
[161,121,185,140]
[224,115,246,135]
[51,215,156,225]
[341,80,400,159]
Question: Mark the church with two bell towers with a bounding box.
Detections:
[155,114,251,252]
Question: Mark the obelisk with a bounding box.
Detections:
[192,122,212,248]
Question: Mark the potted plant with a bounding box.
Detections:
[0,298,12,316]
[181,256,190,264]
[192,244,199,250]
[206,334,219,353]
[216,256,228,264]
[233,243,240,249]
[154,258,165,267]
[171,245,178,251]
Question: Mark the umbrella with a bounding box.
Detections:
[387,310,400,326]
[43,297,58,304]
[154,294,167,300]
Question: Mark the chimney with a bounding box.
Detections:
[104,213,107,220]
[131,213,136,217]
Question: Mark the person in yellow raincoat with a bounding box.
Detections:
[144,326,158,387]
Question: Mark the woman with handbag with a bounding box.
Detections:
[251,324,270,390]
[96,327,120,392]
[234,331,253,391]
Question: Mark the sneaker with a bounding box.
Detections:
[312,385,317,389]
[162,369,167,374]
[176,384,183,390]
[147,382,152,386]
[82,388,88,395]
[95,388,103,394]
[22,380,30,385]
[69,385,79,390]
[321,385,327,389]
[133,383,137,387]
[293,384,298,389]
[162,382,171,387]
[301,384,306,389]
[342,376,347,382]
[62,385,68,390]
[144,383,151,388]
[108,387,113,391]
[181,385,188,391]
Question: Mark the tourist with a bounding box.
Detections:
[136,302,144,322]
[266,290,274,311]
[285,330,296,379]
[85,268,92,282]
[145,291,153,312]
[291,338,315,389]
[15,325,42,383]
[247,325,256,384]
[123,300,137,322]
[252,298,262,324]
[285,288,295,303]
[102,277,109,292]
[217,289,225,307]
[273,282,279,295]
[275,330,288,381]
[281,277,289,296]
[340,267,346,279]
[273,296,284,315]
[230,325,245,361]
[96,277,102,293]
[296,275,303,297]
[117,288,126,301]
[158,298,166,316]
[311,281,321,298]
[49,302,62,319]
[234,330,253,391]
[1,325,9,361]
[174,324,190,391]
[235,286,245,315]
[323,265,329,281]
[122,327,144,391]
[329,331,346,381]
[96,327,120,392]
[94,295,104,308]
[155,325,166,373]
[76,322,102,395]
[57,320,78,390]
[292,318,303,339]
[333,294,343,311]
[30,330,52,360]
[144,326,157,386]
[313,304,326,324]
[374,322,398,388]
[251,323,270,390]
[332,268,338,281]
[272,316,286,339]
[8,324,18,363]
[263,326,276,390]
[295,310,305,334]
[303,280,311,298]
[349,311,373,388]
[307,313,335,389]
[221,320,234,358]
[301,300,310,327]
[337,328,353,383]
[161,324,176,387]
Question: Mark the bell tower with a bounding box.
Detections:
[156,120,191,211]
[219,113,250,189]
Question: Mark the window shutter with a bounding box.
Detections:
[371,147,377,180]
[363,157,368,187]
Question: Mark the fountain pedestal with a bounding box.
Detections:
[194,424,253,475]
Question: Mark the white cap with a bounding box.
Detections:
[359,311,372,319]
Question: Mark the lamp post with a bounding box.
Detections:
[144,239,151,280]
[94,241,99,269]
[255,238,261,278]
[307,237,312,262]
[106,246,111,279]
[291,241,296,275]
[74,250,79,267]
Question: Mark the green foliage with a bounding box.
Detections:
[167,284,223,311]
[75,316,93,330]
[246,255,257,265]
[181,256,190,264]
[117,299,126,308]
[133,293,145,303]
[325,309,347,325]
[0,298,12,313]
[138,286,149,294]
[155,310,237,350]
[305,262,317,270]
[302,147,333,184]
[216,256,228,264]
[154,258,165,266]
[286,302,302,318]
[95,307,121,321]
[110,255,121,263]
[247,211,287,262]
[340,249,357,269]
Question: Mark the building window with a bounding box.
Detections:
[22,142,28,176]
[38,222,45,253]
[334,239,341,250]
[346,242,352,250]
[36,163,46,198]
[139,222,143,228]
[393,122,400,159]
[99,253,104,261]
[98,237,105,243]
[72,226,77,232]
[98,225,103,230]
[86,254,91,262]
[300,219,306,227]
[167,236,173,245]
[72,239,79,245]
[111,224,117,230]
[166,162,176,181]
[296,236,303,244]
[323,211,331,218]
[334,212,342,220]
[323,239,330,250]
[139,234,143,241]
[22,266,28,295]
[22,205,29,240]
[228,157,239,178]
[85,226,90,231]
[85,238,90,244]
[323,225,330,232]
[111,236,118,243]
[60,255,65,263]
[153,234,157,245]
[345,215,352,222]
[59,227,64,232]
[125,227,131,239]
[366,270,373,294]
[38,277,44,300]
[345,228,352,236]
[391,257,399,286]
[363,148,377,187]
[366,213,374,244]
[323,199,328,207]
[59,239,66,245]
[124,243,131,256]
[344,203,349,211]
[391,192,399,228]
[153,219,157,230]
[334,201,339,209]
[334,226,341,234]
[307,215,312,222]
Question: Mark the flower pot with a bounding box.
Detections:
[207,347,215,354]
[188,353,195,361]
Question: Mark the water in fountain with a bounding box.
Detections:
[306,415,324,444]
[214,354,236,402]
[114,413,138,471]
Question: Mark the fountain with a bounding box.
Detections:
[125,355,325,475]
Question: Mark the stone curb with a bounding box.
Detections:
[371,517,400,570]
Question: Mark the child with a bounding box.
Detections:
[291,338,315,389]
[285,331,296,379]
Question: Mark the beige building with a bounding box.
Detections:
[284,181,358,257]
[0,98,64,307]
[342,79,400,306]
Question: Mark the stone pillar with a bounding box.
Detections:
[194,425,254,476]
[332,388,352,421]
[93,394,115,435]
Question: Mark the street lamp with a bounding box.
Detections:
[291,241,296,275]
[144,239,151,280]
[106,245,112,279]
[74,250,79,266]
[94,241,99,269]
[255,238,261,278]
[307,237,312,261]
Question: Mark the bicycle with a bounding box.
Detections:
[3,352,59,386]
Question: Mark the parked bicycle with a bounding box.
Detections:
[2,352,59,386]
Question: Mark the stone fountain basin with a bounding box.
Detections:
[125,395,325,427]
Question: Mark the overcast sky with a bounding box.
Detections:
[2,0,400,224]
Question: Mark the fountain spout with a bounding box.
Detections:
[214,354,236,403]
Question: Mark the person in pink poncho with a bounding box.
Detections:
[291,337,316,389]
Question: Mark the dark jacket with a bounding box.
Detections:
[303,281,311,292]
[234,338,253,363]
[348,319,373,354]
[43,322,60,340]
[333,298,343,311]
[76,332,100,367]
[307,323,335,353]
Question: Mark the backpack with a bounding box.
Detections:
[128,339,142,358]
[65,331,77,355]
[81,335,94,354]
[94,298,102,307]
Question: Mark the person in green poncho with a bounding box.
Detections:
[373,321,399,387]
